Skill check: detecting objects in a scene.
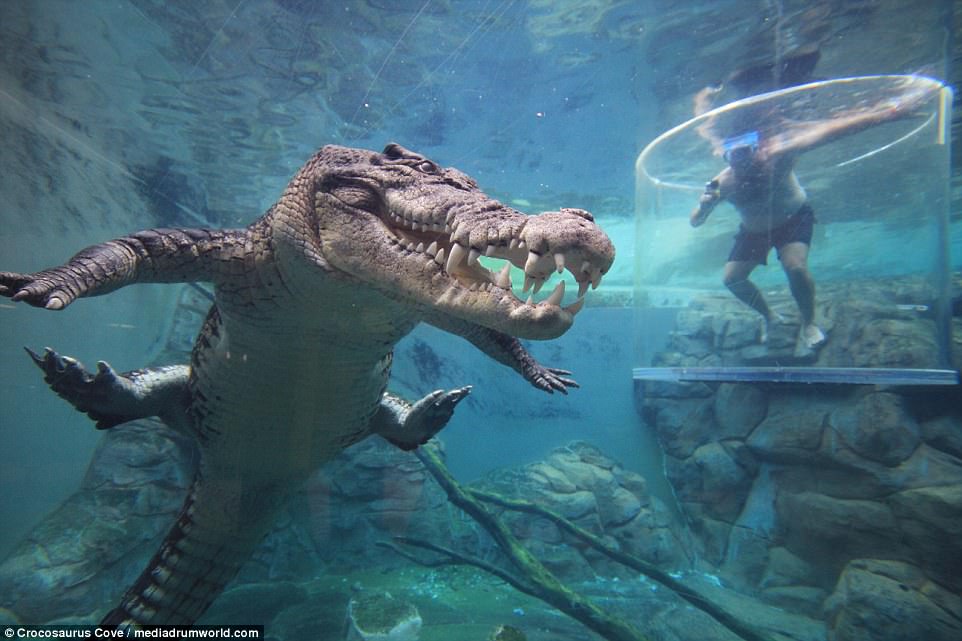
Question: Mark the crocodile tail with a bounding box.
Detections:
[100,475,278,627]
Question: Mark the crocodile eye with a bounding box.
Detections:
[418,160,439,174]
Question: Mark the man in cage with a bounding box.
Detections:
[689,54,932,355]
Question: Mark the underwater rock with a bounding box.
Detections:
[487,624,526,641]
[269,598,346,641]
[199,581,308,626]
[525,461,578,493]
[776,493,900,573]
[664,441,755,537]
[828,392,920,466]
[239,508,324,584]
[760,547,823,590]
[637,272,962,623]
[886,483,962,590]
[546,446,619,493]
[346,592,422,641]
[713,383,768,438]
[758,547,829,614]
[714,313,762,350]
[824,559,962,641]
[919,413,962,459]
[0,419,195,623]
[0,608,20,625]
[760,586,828,617]
[746,407,827,464]
[598,487,643,528]
[301,437,459,569]
[476,441,690,579]
[848,318,939,369]
[690,442,753,520]
[537,489,597,521]
[647,397,716,458]
[613,500,690,568]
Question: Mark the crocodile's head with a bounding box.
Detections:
[302,143,615,340]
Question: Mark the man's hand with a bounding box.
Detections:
[690,180,720,227]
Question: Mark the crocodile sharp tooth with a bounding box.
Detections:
[509,238,519,250]
[565,296,586,315]
[524,252,540,275]
[406,241,416,252]
[446,243,467,273]
[581,260,592,275]
[518,240,526,250]
[496,263,512,288]
[416,242,425,253]
[532,279,544,295]
[591,271,603,289]
[485,244,497,257]
[554,253,566,274]
[470,282,479,291]
[545,280,565,306]
[151,565,171,583]
[421,223,430,232]
[578,280,590,298]
[523,274,534,293]
[434,247,446,266]
[468,248,481,267]
[426,241,439,257]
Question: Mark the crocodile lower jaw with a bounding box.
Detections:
[384,213,604,317]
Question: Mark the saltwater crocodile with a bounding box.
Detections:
[0,142,615,626]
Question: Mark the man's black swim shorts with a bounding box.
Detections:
[728,203,815,265]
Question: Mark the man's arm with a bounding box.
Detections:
[690,175,724,227]
[771,87,932,157]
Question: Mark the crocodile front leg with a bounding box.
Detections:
[26,347,192,431]
[28,348,471,450]
[425,312,579,394]
[0,227,253,310]
[372,387,472,450]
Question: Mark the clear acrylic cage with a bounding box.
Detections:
[633,75,956,386]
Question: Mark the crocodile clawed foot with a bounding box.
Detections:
[392,385,472,451]
[526,364,579,395]
[24,346,136,429]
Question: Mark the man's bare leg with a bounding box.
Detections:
[723,260,778,342]
[779,242,825,349]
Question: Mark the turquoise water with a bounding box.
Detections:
[0,2,959,640]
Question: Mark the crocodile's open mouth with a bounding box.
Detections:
[381,203,610,317]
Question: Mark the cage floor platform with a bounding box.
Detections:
[632,367,959,386]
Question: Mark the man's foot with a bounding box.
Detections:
[759,312,785,344]
[794,323,826,358]
[801,323,826,350]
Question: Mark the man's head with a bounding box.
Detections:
[722,130,759,168]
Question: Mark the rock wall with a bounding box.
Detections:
[636,276,962,640]
[472,441,691,580]
[0,432,690,627]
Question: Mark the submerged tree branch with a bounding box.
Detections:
[469,489,774,641]
[375,540,459,569]
[383,536,537,597]
[413,444,650,641]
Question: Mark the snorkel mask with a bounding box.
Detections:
[722,130,759,164]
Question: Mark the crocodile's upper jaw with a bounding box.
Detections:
[309,143,615,340]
